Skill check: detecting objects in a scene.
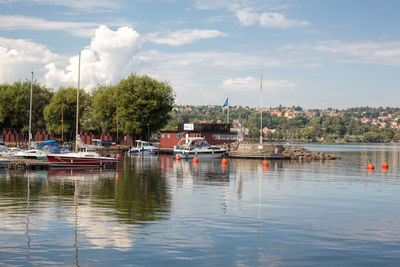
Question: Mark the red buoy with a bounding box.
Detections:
[193,157,198,163]
[368,163,375,170]
[221,158,228,165]
[382,162,389,169]
[263,160,269,166]
[116,154,121,160]
[176,155,181,161]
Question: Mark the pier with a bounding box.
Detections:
[1,159,50,170]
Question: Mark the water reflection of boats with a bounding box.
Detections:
[46,167,119,180]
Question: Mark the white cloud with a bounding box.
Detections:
[0,0,121,11]
[147,29,228,46]
[315,40,400,66]
[0,37,58,83]
[194,0,310,28]
[259,12,309,28]
[235,10,259,26]
[0,15,97,37]
[221,77,295,91]
[45,25,141,91]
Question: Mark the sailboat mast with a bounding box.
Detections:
[75,52,81,152]
[259,74,263,144]
[29,71,33,146]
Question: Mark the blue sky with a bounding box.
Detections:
[1,0,400,108]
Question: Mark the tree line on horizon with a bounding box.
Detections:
[0,74,175,141]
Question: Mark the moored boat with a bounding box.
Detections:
[173,137,226,159]
[129,140,158,155]
[47,152,120,167]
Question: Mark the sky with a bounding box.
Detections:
[1,0,400,109]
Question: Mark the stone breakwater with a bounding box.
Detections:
[281,145,340,160]
[228,142,340,160]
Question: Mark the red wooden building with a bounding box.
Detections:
[160,123,236,148]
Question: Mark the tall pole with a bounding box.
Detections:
[227,104,230,125]
[116,90,119,142]
[61,107,64,141]
[259,74,263,144]
[29,71,33,146]
[75,52,81,152]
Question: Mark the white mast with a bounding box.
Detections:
[259,74,263,144]
[29,71,33,146]
[75,52,81,152]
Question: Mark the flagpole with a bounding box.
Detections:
[227,102,229,125]
[260,74,263,144]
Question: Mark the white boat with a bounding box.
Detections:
[173,137,226,159]
[13,149,47,160]
[129,140,158,155]
[0,145,9,157]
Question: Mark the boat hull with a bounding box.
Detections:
[173,149,226,159]
[47,155,118,167]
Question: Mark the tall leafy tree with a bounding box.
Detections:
[117,74,175,136]
[0,80,53,131]
[43,87,91,141]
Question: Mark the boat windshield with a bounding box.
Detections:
[176,138,210,149]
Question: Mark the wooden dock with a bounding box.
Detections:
[1,159,50,170]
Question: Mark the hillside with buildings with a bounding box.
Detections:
[166,105,400,143]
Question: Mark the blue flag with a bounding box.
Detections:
[222,97,228,108]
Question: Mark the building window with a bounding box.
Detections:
[162,133,165,139]
[167,133,170,139]
[212,134,237,140]
[194,133,200,137]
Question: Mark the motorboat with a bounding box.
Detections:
[13,149,47,160]
[46,152,120,167]
[129,140,158,155]
[0,145,9,157]
[173,137,226,159]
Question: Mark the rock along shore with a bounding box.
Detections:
[228,141,340,160]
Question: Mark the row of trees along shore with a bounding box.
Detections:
[0,74,175,141]
[166,105,400,143]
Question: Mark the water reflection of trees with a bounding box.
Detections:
[0,166,172,226]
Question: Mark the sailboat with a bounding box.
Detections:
[47,52,120,167]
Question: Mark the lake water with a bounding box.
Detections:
[1,144,400,266]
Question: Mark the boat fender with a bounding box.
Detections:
[116,154,121,160]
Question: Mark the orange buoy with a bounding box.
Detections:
[368,168,374,173]
[368,163,375,170]
[221,158,228,165]
[263,160,269,166]
[382,167,388,172]
[193,157,198,163]
[382,162,389,169]
[176,155,181,161]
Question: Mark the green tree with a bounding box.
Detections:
[43,87,91,141]
[92,85,118,133]
[0,80,53,131]
[117,74,175,137]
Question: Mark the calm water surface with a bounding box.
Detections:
[1,144,400,266]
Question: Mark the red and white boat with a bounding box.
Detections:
[47,152,120,167]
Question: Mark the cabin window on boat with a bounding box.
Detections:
[176,133,180,138]
[167,134,170,139]
[162,134,165,139]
